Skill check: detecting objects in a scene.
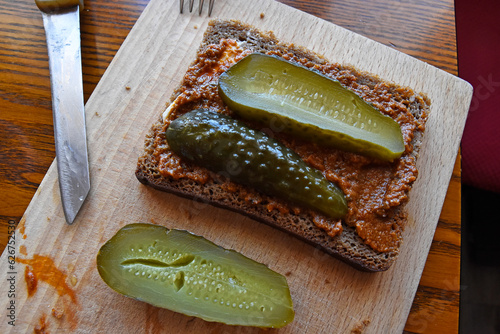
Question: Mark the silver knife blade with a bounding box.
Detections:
[39,5,90,224]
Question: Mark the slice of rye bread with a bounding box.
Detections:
[136,19,430,272]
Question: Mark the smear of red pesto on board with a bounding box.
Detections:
[19,244,27,256]
[34,313,48,334]
[25,266,37,297]
[153,39,426,253]
[17,255,77,303]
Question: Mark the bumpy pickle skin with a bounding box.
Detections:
[166,109,348,219]
[218,53,405,162]
[97,223,294,328]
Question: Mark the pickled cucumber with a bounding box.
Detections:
[97,223,294,328]
[218,53,405,161]
[166,109,348,219]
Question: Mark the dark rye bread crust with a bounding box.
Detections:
[136,19,429,272]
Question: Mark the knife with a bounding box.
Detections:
[35,0,90,224]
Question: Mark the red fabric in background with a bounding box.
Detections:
[456,0,500,192]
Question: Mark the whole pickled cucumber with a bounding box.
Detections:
[218,53,405,161]
[166,109,347,219]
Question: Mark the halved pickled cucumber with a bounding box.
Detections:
[166,109,347,219]
[218,53,404,161]
[97,223,294,328]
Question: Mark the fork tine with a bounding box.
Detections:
[208,0,215,16]
[179,0,215,16]
[198,0,204,15]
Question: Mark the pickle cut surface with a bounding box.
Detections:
[97,223,294,328]
[218,53,405,161]
[166,109,348,219]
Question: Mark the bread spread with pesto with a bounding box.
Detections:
[135,19,429,272]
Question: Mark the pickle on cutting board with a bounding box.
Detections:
[97,223,294,328]
[218,53,405,161]
[166,109,348,219]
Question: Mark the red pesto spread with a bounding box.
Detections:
[153,39,426,253]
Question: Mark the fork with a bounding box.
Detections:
[180,0,216,16]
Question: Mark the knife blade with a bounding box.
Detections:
[36,0,90,224]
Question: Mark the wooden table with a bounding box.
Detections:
[0,0,461,332]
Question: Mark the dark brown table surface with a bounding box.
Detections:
[0,0,461,332]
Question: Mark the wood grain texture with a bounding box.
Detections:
[0,0,465,333]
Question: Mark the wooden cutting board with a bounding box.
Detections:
[0,0,472,332]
